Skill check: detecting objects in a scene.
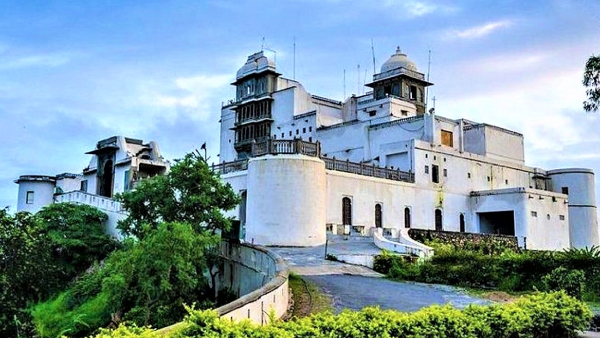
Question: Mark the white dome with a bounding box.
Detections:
[380,47,418,73]
[236,51,276,80]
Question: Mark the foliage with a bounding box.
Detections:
[0,209,65,337]
[92,292,591,338]
[375,246,600,301]
[116,152,240,240]
[542,267,586,299]
[32,222,217,338]
[583,54,600,112]
[37,203,120,278]
[90,323,158,338]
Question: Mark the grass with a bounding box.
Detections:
[288,273,333,318]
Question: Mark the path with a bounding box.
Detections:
[270,241,600,337]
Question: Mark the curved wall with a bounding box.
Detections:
[156,241,289,335]
[246,154,326,246]
[16,176,56,213]
[547,168,599,248]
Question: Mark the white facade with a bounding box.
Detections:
[15,136,168,237]
[217,49,599,250]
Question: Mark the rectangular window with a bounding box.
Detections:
[467,173,471,179]
[368,111,376,117]
[443,168,447,177]
[26,191,34,204]
[124,170,130,191]
[441,130,453,147]
[410,85,417,100]
[561,187,569,195]
[531,211,538,217]
[432,165,440,183]
[80,180,88,192]
[303,127,306,133]
[559,215,565,221]
[296,129,299,135]
[309,126,313,132]
[281,133,284,138]
[289,131,292,136]
[424,165,429,174]
[401,110,408,116]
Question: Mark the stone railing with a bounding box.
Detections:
[373,66,425,81]
[212,159,249,175]
[323,157,414,183]
[54,191,125,214]
[373,228,433,259]
[215,139,414,183]
[156,241,289,335]
[251,139,321,158]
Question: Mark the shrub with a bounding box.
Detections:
[542,267,586,299]
[93,292,591,338]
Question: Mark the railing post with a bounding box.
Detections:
[267,137,273,155]
[251,139,257,156]
[360,162,363,175]
[346,158,350,172]
[294,138,302,155]
[316,140,321,158]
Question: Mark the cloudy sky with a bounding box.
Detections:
[1,0,600,212]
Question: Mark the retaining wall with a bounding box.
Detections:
[157,241,289,335]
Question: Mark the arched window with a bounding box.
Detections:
[342,197,352,225]
[404,207,411,228]
[435,209,443,231]
[460,214,465,233]
[375,204,382,228]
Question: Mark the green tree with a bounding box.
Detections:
[37,203,120,278]
[0,209,64,337]
[583,54,600,112]
[117,151,240,239]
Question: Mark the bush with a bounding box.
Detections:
[91,292,592,338]
[542,267,586,299]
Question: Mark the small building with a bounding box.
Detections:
[216,48,599,250]
[15,136,169,237]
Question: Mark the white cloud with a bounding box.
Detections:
[445,20,513,40]
[0,53,72,70]
[382,0,457,18]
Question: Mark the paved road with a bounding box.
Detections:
[271,243,600,337]
[271,243,488,313]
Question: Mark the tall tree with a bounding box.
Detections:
[37,203,120,278]
[117,152,240,239]
[583,55,600,112]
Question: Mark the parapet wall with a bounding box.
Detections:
[217,241,289,324]
[157,241,289,335]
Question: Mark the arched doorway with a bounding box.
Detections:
[101,160,113,198]
[342,197,352,225]
[375,204,382,228]
[404,207,411,228]
[435,209,443,231]
[460,214,465,232]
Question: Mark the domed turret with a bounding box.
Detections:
[380,47,418,73]
[236,51,277,80]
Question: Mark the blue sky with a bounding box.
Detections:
[1,0,600,212]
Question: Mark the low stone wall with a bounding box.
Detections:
[157,241,289,335]
[408,229,518,251]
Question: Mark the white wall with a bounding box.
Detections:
[16,180,55,213]
[245,155,326,246]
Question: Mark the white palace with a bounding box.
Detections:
[216,48,599,251]
[14,48,599,252]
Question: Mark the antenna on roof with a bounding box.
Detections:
[343,69,346,99]
[371,38,376,74]
[425,49,432,110]
[357,64,360,95]
[293,36,296,80]
[261,37,265,51]
[363,68,367,94]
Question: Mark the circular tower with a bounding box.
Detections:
[14,175,57,213]
[245,154,326,246]
[547,168,599,248]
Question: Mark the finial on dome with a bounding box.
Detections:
[396,46,402,53]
